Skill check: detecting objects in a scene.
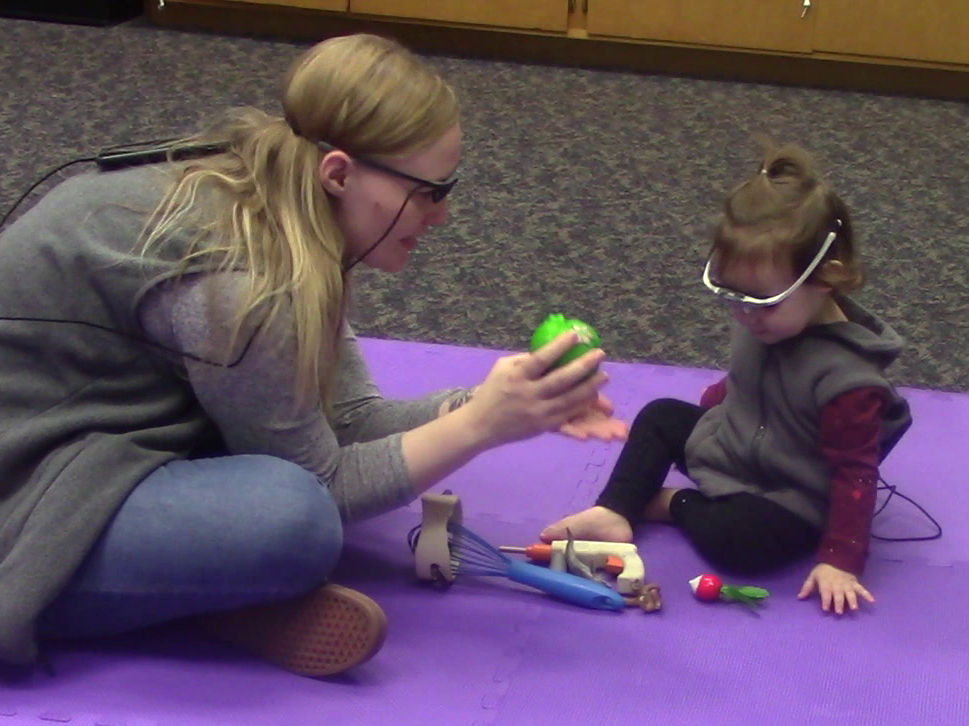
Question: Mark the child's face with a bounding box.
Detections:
[717,258,833,344]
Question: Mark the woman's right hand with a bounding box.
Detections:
[463,332,608,447]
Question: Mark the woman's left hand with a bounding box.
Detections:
[558,393,629,442]
[798,563,875,614]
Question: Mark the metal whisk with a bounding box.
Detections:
[409,521,625,611]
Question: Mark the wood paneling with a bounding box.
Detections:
[349,0,567,32]
[587,0,813,53]
[814,0,969,65]
[240,0,346,10]
[149,1,969,100]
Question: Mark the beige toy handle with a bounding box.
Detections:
[414,492,463,583]
[549,540,646,595]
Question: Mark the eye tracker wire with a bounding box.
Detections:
[0,138,417,367]
[872,477,942,542]
[1,137,414,271]
[89,137,425,272]
[1,137,231,231]
[0,142,946,541]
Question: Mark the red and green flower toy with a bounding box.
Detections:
[689,573,770,609]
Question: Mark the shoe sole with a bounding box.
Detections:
[202,584,388,677]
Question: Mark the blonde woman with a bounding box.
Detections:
[0,35,624,677]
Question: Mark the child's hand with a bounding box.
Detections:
[558,393,629,442]
[798,563,875,614]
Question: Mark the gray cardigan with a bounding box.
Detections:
[0,167,456,665]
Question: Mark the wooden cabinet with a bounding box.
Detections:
[813,0,969,65]
[150,0,969,100]
[586,0,813,54]
[349,0,568,32]
[240,0,346,10]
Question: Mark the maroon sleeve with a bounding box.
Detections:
[700,377,728,409]
[817,387,886,574]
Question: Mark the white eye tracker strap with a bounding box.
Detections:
[702,220,842,309]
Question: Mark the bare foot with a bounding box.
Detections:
[539,506,633,543]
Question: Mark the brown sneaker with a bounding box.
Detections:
[200,584,388,677]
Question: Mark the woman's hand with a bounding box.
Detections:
[798,563,875,614]
[403,333,606,496]
[465,331,607,448]
[558,392,629,441]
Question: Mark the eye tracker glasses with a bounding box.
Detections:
[317,141,458,203]
[702,220,842,309]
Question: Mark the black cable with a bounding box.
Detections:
[0,157,96,231]
[871,476,943,542]
[0,150,261,370]
[342,186,420,273]
[94,140,230,171]
[1,140,228,231]
[0,148,953,548]
[0,144,263,369]
[97,134,183,152]
[407,523,422,552]
[0,315,258,368]
[1,142,418,368]
[405,483,943,548]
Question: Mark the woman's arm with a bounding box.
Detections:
[329,325,605,495]
[139,273,424,520]
[398,338,606,494]
[140,273,605,520]
[327,327,470,445]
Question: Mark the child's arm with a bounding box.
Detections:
[816,387,886,573]
[798,387,885,613]
[700,377,728,408]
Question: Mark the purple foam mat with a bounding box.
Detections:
[1,338,967,726]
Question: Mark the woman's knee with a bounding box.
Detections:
[255,457,343,569]
[228,456,344,584]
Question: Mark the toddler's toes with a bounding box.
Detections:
[540,507,633,543]
[539,518,569,542]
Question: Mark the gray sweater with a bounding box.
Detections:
[0,167,458,665]
[685,297,912,529]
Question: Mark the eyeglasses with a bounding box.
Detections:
[702,223,841,309]
[318,141,458,203]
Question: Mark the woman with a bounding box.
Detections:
[0,34,624,677]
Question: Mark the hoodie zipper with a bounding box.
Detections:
[751,348,771,474]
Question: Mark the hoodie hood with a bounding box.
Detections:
[808,295,905,370]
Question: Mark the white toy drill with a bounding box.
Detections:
[501,532,646,595]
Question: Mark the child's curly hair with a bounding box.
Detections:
[710,141,864,294]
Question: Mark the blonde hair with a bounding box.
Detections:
[142,34,459,406]
[710,141,863,293]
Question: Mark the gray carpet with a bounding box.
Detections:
[1,16,967,392]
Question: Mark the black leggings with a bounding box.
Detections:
[596,398,822,575]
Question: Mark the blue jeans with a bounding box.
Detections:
[37,455,344,639]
